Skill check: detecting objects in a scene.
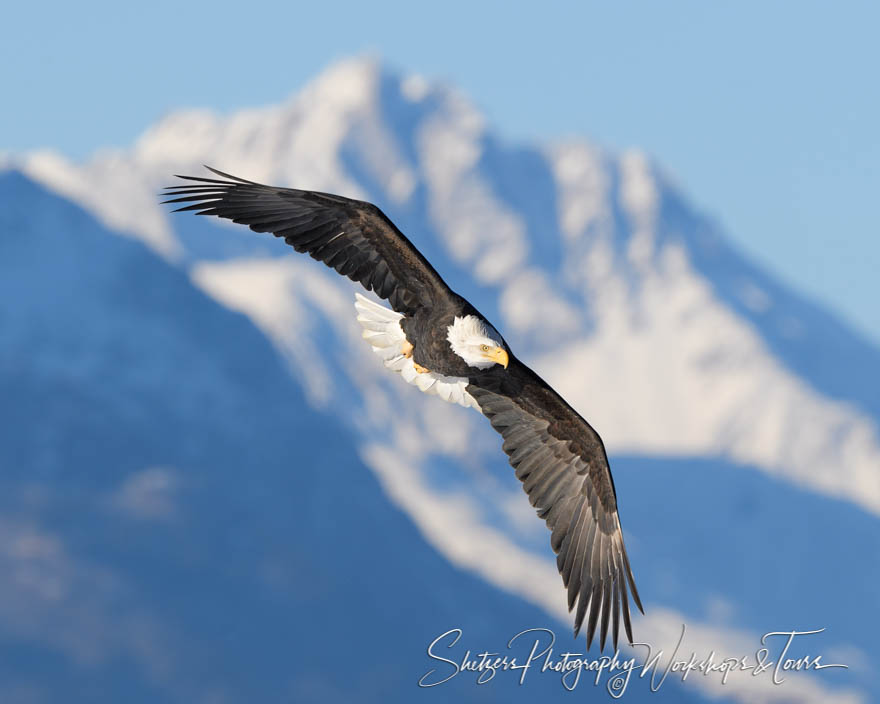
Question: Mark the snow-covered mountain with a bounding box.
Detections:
[5,171,712,703]
[8,57,878,702]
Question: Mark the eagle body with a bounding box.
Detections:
[400,298,463,376]
[163,168,643,651]
[400,298,502,378]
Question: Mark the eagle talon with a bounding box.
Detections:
[413,362,430,374]
[401,340,414,358]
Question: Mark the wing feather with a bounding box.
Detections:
[468,360,643,651]
[162,167,452,316]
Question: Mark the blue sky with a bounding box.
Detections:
[4,0,878,344]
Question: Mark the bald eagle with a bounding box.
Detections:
[163,167,643,651]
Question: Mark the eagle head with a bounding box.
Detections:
[446,315,509,370]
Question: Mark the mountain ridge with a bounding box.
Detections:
[5,170,696,702]
[5,56,877,702]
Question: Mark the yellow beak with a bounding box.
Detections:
[487,347,509,369]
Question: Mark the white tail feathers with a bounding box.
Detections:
[354,293,479,410]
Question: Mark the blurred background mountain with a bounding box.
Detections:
[1,53,877,703]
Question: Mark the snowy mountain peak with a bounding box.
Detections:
[136,57,386,177]
[6,57,880,703]
[18,57,497,260]
[14,57,880,522]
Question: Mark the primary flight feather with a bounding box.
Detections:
[162,167,644,651]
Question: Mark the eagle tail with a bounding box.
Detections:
[353,294,478,410]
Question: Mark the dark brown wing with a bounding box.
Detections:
[162,167,452,315]
[468,359,643,651]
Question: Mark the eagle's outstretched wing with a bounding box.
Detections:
[468,359,643,651]
[163,168,643,650]
[162,168,451,316]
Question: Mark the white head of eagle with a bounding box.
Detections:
[446,315,509,370]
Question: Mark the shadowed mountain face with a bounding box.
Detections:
[2,172,722,703]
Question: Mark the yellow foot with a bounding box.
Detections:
[413,362,430,374]
[401,340,414,358]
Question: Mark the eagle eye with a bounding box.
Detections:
[480,344,490,352]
